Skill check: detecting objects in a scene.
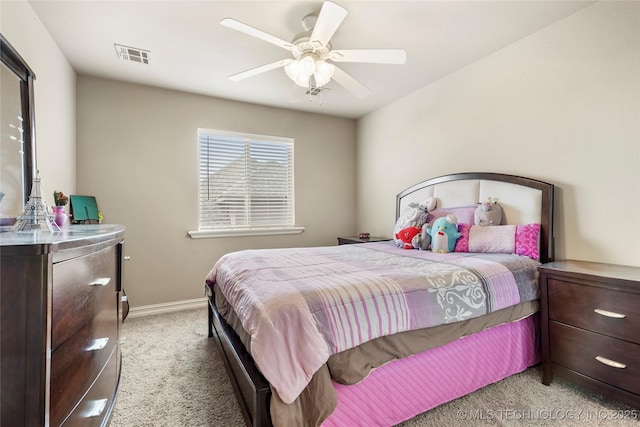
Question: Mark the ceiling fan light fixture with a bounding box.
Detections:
[285,55,317,88]
[285,54,334,88]
[299,55,316,76]
[314,59,335,87]
[284,61,309,87]
[295,73,311,88]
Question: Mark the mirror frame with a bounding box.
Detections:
[1,33,36,209]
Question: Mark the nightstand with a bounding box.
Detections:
[538,260,640,409]
[337,236,390,245]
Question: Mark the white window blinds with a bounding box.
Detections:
[198,129,295,231]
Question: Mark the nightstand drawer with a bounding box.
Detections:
[548,278,640,344]
[550,322,640,396]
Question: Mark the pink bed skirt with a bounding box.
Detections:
[322,313,540,427]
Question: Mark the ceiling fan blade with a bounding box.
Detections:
[310,1,348,47]
[229,59,292,81]
[330,49,407,64]
[331,66,371,98]
[221,18,294,52]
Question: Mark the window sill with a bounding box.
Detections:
[188,226,305,239]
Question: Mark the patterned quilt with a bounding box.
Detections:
[205,241,540,404]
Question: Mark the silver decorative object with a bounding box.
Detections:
[13,171,60,232]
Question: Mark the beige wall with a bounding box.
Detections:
[1,0,76,204]
[357,2,640,267]
[6,0,639,312]
[76,76,357,307]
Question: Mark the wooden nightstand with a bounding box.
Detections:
[337,236,390,245]
[538,260,640,409]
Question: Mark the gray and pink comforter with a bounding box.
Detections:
[205,241,540,405]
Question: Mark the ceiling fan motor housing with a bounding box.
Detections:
[291,14,332,60]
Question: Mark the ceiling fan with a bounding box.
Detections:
[221,1,406,98]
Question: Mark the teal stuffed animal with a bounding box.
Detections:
[427,214,461,253]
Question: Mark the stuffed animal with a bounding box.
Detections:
[393,197,436,247]
[419,197,437,215]
[395,226,422,249]
[474,197,502,226]
[411,223,431,250]
[427,214,461,253]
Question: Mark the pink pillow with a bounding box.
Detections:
[453,224,540,260]
[515,223,541,260]
[454,223,471,252]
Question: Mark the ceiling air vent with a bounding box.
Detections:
[306,86,327,96]
[114,44,149,64]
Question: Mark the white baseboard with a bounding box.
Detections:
[127,297,208,318]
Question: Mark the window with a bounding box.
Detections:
[190,128,302,238]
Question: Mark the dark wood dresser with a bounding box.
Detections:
[1,225,126,426]
[539,260,640,409]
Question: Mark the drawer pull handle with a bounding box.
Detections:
[80,398,108,418]
[89,277,111,287]
[85,337,109,352]
[595,355,626,369]
[594,308,625,319]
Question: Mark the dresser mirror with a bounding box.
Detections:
[0,33,36,224]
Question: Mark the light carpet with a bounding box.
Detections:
[111,309,637,426]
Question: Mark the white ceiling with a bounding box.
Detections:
[29,0,593,119]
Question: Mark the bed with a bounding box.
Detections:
[206,172,554,427]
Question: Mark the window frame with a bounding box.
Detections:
[188,128,304,239]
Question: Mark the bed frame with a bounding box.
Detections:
[208,172,555,427]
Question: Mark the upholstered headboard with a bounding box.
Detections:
[396,172,554,263]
